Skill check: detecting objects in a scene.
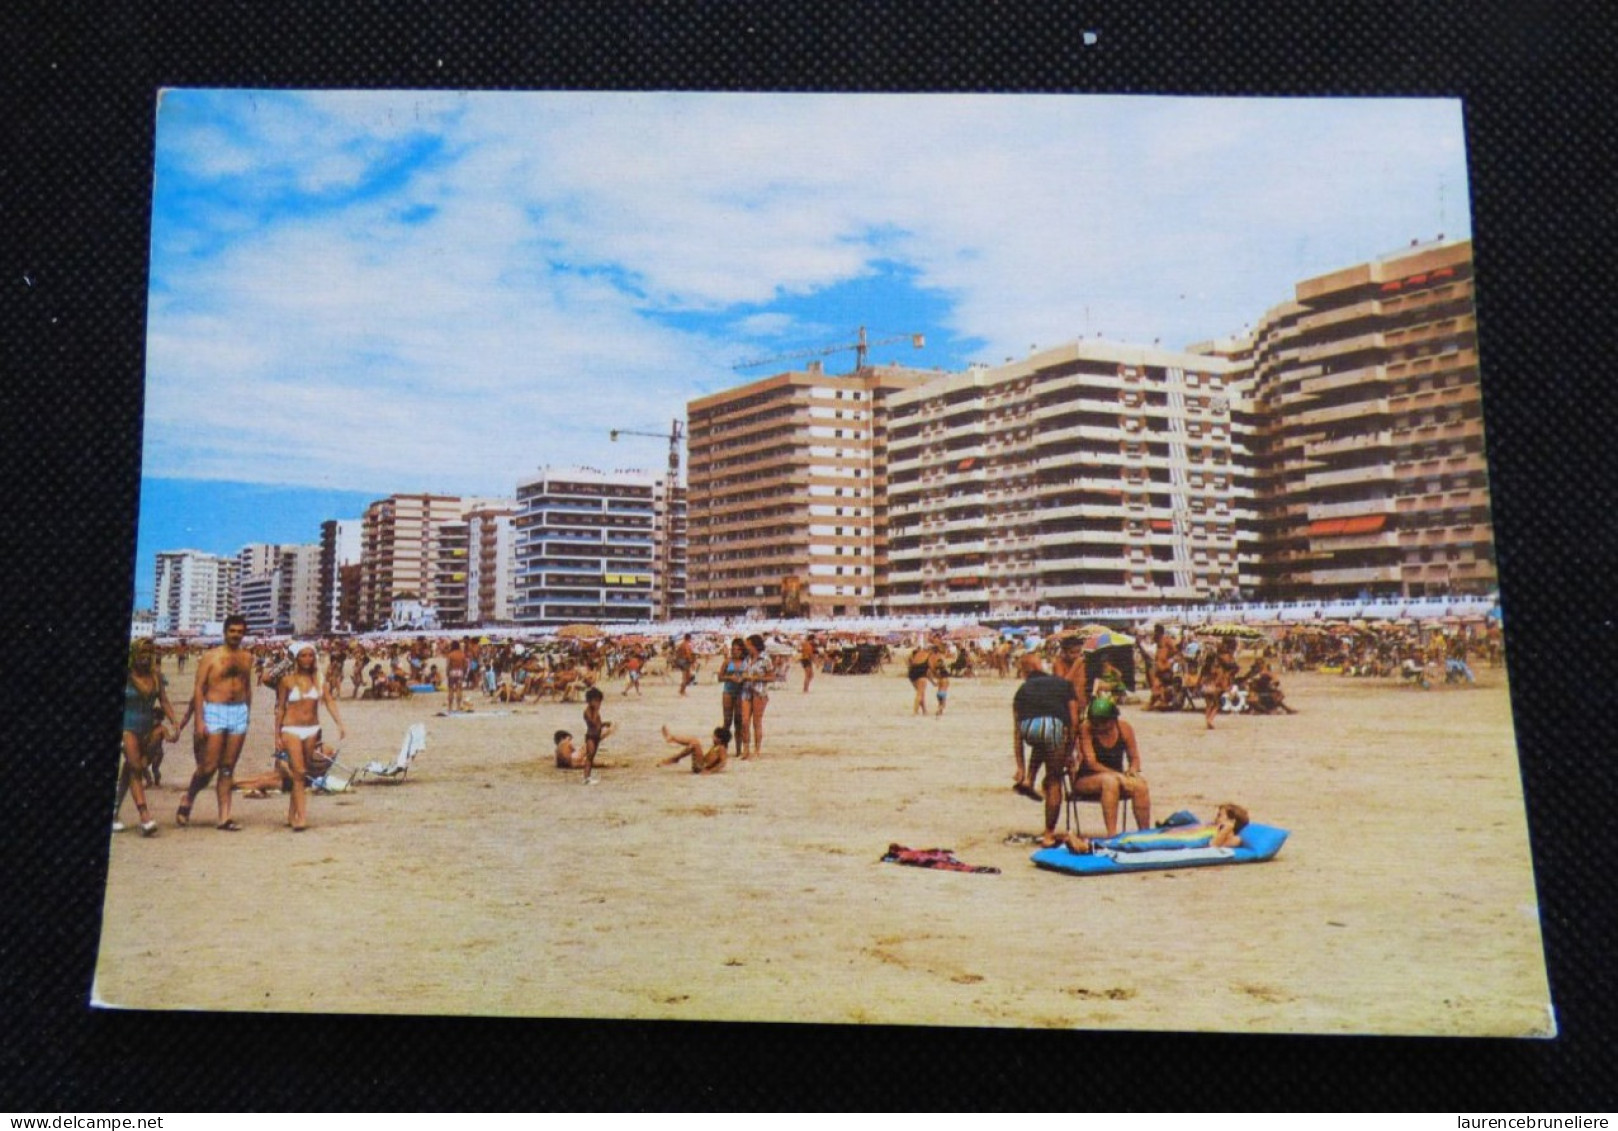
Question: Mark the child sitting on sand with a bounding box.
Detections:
[658,724,730,774]
[553,730,587,769]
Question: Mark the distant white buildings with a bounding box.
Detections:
[130,607,157,640]
[233,542,323,635]
[154,550,236,635]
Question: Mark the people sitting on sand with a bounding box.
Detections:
[363,664,388,699]
[1399,653,1430,689]
[659,724,730,774]
[548,664,592,702]
[234,741,338,797]
[1245,659,1298,714]
[553,730,587,769]
[1090,656,1129,704]
[1069,696,1151,836]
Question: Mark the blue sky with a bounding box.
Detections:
[136,90,1470,607]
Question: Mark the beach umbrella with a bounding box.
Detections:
[1199,623,1264,639]
[1080,628,1135,652]
[556,623,603,639]
[947,624,996,641]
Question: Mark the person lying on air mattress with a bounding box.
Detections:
[1063,802,1249,855]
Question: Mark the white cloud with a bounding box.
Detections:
[146,91,1470,494]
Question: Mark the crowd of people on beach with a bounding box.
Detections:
[117,612,1495,847]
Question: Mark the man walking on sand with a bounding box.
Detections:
[181,614,254,831]
[674,634,697,696]
[446,637,469,712]
[1012,652,1082,849]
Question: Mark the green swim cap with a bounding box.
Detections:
[1088,695,1118,721]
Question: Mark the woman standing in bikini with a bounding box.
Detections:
[116,637,179,836]
[907,638,934,716]
[1198,638,1240,730]
[274,641,347,831]
[719,638,750,760]
[742,634,772,758]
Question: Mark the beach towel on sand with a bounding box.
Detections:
[882,844,1000,874]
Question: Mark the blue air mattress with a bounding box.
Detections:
[1031,822,1289,876]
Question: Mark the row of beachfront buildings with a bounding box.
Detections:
[151,236,1492,634]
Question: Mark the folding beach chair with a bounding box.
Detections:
[306,746,354,793]
[351,723,427,785]
[1062,770,1134,840]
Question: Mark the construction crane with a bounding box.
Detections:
[609,419,684,622]
[733,324,924,374]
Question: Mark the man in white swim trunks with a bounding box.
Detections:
[182,614,254,831]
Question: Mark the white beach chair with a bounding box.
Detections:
[352,723,427,785]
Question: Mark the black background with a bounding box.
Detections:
[6,0,1616,1110]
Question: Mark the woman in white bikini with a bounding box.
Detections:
[274,642,346,831]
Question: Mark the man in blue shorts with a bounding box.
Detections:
[182,614,255,831]
[1012,653,1081,848]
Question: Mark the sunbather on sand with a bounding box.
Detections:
[659,725,730,774]
[553,730,587,769]
[1066,802,1251,853]
[234,741,338,797]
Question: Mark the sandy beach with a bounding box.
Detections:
[94,656,1550,1036]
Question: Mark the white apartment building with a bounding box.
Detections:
[464,506,517,626]
[887,340,1245,616]
[234,542,322,635]
[153,549,236,635]
[276,543,323,634]
[512,468,660,626]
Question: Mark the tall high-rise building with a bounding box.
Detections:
[233,542,321,634]
[276,543,323,634]
[651,478,689,622]
[356,493,470,630]
[234,543,281,615]
[464,505,517,626]
[886,341,1243,616]
[685,362,936,619]
[511,468,660,626]
[433,520,472,628]
[318,519,363,633]
[153,550,237,634]
[1245,237,1489,599]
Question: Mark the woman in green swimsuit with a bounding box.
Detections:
[116,638,179,836]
